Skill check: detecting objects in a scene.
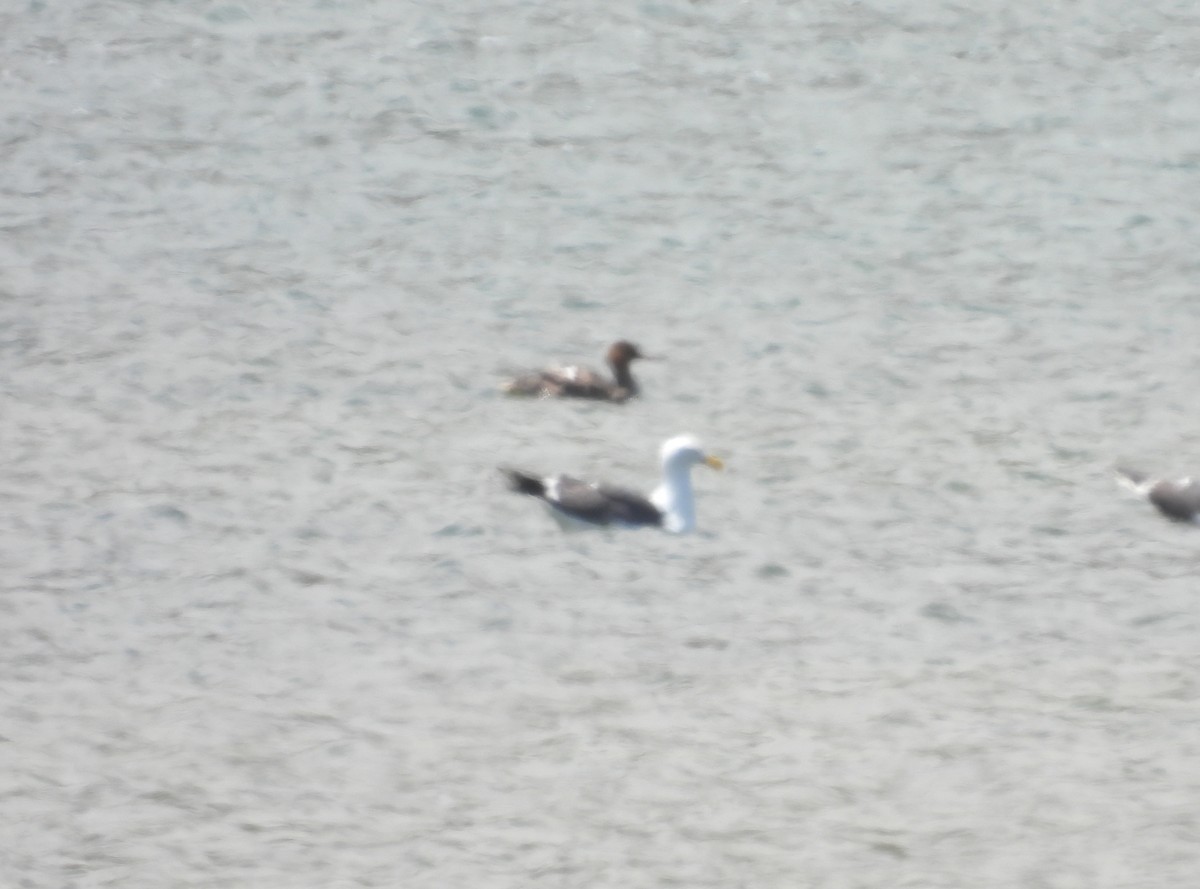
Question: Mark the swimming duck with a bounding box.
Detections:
[502,340,651,403]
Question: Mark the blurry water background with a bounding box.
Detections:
[2,1,1200,887]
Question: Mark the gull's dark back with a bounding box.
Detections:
[501,468,662,527]
[548,477,662,526]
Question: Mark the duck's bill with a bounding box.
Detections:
[704,455,724,471]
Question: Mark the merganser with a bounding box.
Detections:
[502,341,651,403]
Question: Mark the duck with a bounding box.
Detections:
[1116,466,1200,524]
[501,435,723,533]
[502,340,652,403]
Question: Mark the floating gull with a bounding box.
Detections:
[501,435,723,533]
[502,340,652,403]
[1116,466,1200,524]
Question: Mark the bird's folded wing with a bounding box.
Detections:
[550,477,662,526]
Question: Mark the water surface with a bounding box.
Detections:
[2,2,1199,887]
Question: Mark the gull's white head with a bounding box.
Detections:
[652,435,723,534]
[659,435,724,473]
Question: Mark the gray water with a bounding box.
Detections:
[3,2,1200,887]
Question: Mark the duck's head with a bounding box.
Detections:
[606,340,651,367]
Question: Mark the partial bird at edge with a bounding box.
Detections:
[1116,465,1200,524]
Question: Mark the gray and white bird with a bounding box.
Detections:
[1116,466,1200,524]
[501,435,723,533]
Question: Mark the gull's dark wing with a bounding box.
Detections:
[550,477,662,527]
[594,484,663,526]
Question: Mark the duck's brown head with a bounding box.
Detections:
[605,340,652,396]
[606,340,649,367]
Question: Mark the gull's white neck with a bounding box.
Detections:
[651,460,696,534]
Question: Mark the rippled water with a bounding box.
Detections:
[3,1,1200,886]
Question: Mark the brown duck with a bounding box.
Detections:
[502,341,652,403]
